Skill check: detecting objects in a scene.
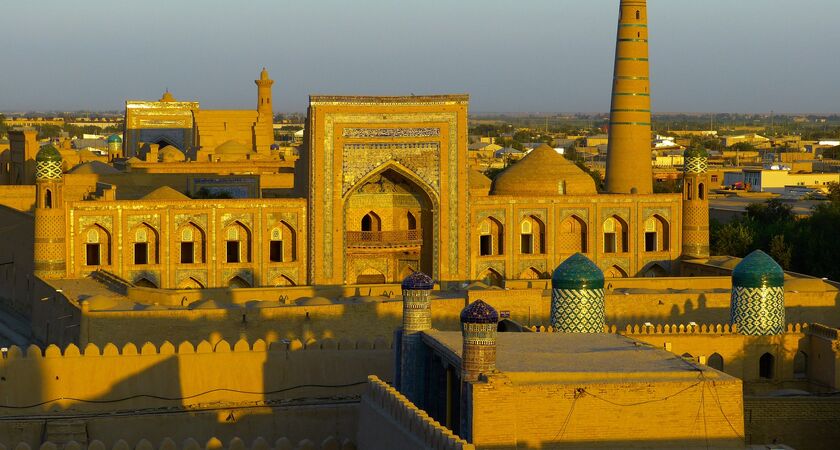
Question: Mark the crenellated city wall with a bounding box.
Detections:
[356,376,473,450]
[0,337,393,414]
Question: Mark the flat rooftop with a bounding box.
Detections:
[422,330,736,385]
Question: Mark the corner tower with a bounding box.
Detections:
[33,145,67,279]
[605,0,653,194]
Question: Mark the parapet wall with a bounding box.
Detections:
[356,376,473,450]
[0,436,356,450]
[0,337,393,414]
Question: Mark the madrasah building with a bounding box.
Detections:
[0,1,839,449]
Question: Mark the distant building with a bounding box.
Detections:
[722,167,840,193]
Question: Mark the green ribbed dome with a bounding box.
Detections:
[684,147,709,158]
[107,134,123,143]
[36,144,62,162]
[552,253,605,290]
[732,250,784,288]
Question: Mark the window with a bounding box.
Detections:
[635,10,640,20]
[270,241,283,262]
[45,189,52,208]
[686,180,693,200]
[85,228,101,266]
[604,218,617,253]
[361,215,372,232]
[520,220,533,254]
[227,241,240,263]
[793,351,807,379]
[711,175,719,183]
[604,233,617,253]
[180,242,195,264]
[479,235,492,256]
[270,227,283,262]
[407,212,417,230]
[708,353,724,372]
[134,243,148,265]
[644,217,657,252]
[699,183,705,200]
[86,244,100,266]
[759,353,775,379]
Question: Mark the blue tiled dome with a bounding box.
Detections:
[732,250,784,288]
[35,144,62,162]
[460,300,499,324]
[107,134,122,143]
[552,253,605,290]
[401,271,434,290]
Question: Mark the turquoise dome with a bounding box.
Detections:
[35,144,62,162]
[552,253,605,290]
[732,250,784,289]
[107,134,123,143]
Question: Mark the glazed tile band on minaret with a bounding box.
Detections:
[605,0,653,194]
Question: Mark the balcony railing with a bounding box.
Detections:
[346,229,422,248]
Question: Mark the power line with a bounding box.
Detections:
[0,381,369,410]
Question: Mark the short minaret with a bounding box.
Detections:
[106,134,123,160]
[33,144,67,279]
[730,250,785,336]
[551,253,606,333]
[605,0,653,194]
[254,67,275,154]
[681,147,711,259]
[460,300,499,382]
[398,271,434,404]
[255,67,274,117]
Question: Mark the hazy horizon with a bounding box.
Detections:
[2,0,838,114]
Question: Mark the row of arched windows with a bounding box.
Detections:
[698,351,808,380]
[477,214,670,257]
[81,221,297,267]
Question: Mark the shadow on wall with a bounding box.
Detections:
[0,333,392,447]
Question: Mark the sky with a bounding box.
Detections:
[1,0,839,113]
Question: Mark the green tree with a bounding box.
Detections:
[768,234,792,270]
[826,182,840,204]
[711,220,754,257]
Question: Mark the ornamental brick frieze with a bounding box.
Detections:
[642,207,672,222]
[176,269,208,287]
[476,260,505,278]
[221,213,253,229]
[518,259,548,274]
[558,208,590,222]
[78,215,113,230]
[475,210,506,225]
[600,207,630,223]
[175,213,209,230]
[267,212,298,229]
[517,209,548,222]
[222,268,253,285]
[130,270,160,286]
[126,214,161,229]
[342,127,440,138]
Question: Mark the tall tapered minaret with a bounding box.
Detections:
[605,0,653,194]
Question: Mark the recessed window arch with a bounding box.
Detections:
[699,183,705,200]
[708,353,724,372]
[793,351,808,379]
[644,215,670,252]
[603,216,628,253]
[224,221,252,263]
[558,214,588,254]
[520,216,545,255]
[83,225,111,266]
[361,211,381,232]
[179,222,206,264]
[759,352,775,379]
[269,221,297,262]
[45,189,53,208]
[479,216,504,256]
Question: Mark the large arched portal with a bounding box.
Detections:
[344,167,436,284]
